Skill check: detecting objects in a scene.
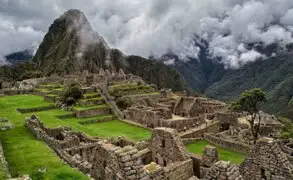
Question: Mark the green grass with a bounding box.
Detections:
[0,95,88,179]
[83,93,100,98]
[35,109,151,141]
[34,88,52,93]
[125,92,160,97]
[63,115,114,122]
[39,84,63,88]
[73,105,108,111]
[110,83,138,89]
[46,94,58,97]
[85,97,103,101]
[0,95,150,142]
[186,140,246,164]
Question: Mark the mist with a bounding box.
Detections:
[1,0,293,68]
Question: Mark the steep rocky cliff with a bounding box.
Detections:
[29,9,187,91]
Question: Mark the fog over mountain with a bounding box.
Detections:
[1,0,293,67]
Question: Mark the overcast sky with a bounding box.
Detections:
[1,0,293,68]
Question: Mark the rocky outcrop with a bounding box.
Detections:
[31,9,187,91]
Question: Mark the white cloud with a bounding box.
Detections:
[0,0,293,67]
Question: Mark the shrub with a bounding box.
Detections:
[61,83,82,105]
[116,98,132,110]
[66,97,76,106]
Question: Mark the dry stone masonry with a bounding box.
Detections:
[3,68,293,180]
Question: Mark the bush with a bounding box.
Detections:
[116,98,132,110]
[61,83,82,105]
[66,97,76,106]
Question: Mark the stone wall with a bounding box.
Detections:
[25,117,196,180]
[150,128,190,167]
[180,122,220,139]
[240,137,293,180]
[160,115,206,132]
[2,89,33,96]
[174,97,227,118]
[74,108,111,118]
[203,161,244,180]
[16,105,56,113]
[124,106,172,128]
[204,133,250,154]
[0,140,11,179]
[165,159,194,180]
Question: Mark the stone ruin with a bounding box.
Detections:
[202,161,244,180]
[85,68,145,86]
[0,117,14,131]
[201,146,219,167]
[25,116,195,180]
[240,137,293,180]
[173,97,227,118]
[124,98,207,132]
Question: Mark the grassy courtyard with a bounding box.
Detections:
[0,95,88,179]
[0,95,151,179]
[186,140,246,164]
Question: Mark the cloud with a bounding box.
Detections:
[0,0,293,67]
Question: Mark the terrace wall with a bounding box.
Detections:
[204,133,250,154]
[165,159,194,180]
[16,105,56,113]
[74,108,111,118]
[160,115,206,132]
[180,122,220,139]
[0,140,11,179]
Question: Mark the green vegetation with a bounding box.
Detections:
[0,94,152,179]
[35,88,52,93]
[65,115,114,122]
[279,117,293,139]
[204,53,293,119]
[35,109,150,141]
[109,84,155,98]
[82,97,103,101]
[186,140,246,164]
[39,84,63,88]
[125,92,160,97]
[0,95,88,179]
[60,83,83,106]
[73,105,108,111]
[83,93,100,99]
[231,88,266,144]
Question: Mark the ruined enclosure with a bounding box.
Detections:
[25,117,195,180]
[3,67,293,180]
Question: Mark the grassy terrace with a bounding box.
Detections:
[124,92,160,97]
[83,93,100,99]
[65,115,114,122]
[0,95,87,179]
[39,84,64,88]
[0,95,152,179]
[35,109,151,141]
[73,105,108,111]
[186,140,246,164]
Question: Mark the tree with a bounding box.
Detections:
[231,88,266,144]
